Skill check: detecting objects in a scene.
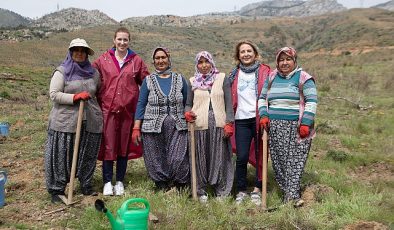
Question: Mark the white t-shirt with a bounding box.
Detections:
[118,50,129,68]
[235,70,256,120]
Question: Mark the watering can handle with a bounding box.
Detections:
[0,171,6,183]
[120,198,150,212]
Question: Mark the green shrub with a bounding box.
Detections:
[326,150,350,162]
[0,90,10,99]
[316,121,337,134]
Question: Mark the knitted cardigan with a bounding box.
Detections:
[141,73,187,133]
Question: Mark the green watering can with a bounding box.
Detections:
[95,198,150,230]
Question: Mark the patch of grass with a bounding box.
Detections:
[326,150,350,163]
[340,135,362,149]
[316,120,337,135]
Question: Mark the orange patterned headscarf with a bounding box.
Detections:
[275,46,297,68]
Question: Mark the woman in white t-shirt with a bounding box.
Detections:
[228,40,271,205]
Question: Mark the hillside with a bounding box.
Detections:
[1,0,393,31]
[0,8,392,76]
[0,8,30,28]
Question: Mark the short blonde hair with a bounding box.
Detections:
[232,40,262,66]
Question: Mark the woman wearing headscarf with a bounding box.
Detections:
[258,47,317,207]
[184,51,235,203]
[133,47,190,191]
[45,38,103,203]
[229,40,271,205]
[93,27,150,196]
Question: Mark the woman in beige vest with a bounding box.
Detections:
[185,51,235,203]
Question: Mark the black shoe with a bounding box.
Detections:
[155,181,170,192]
[81,187,98,196]
[51,194,62,203]
[174,182,188,192]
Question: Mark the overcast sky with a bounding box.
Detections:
[0,0,390,21]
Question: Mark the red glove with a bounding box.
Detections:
[132,128,141,146]
[260,117,269,131]
[73,91,91,102]
[299,125,310,138]
[223,123,234,138]
[184,111,196,123]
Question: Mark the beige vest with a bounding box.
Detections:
[190,73,226,130]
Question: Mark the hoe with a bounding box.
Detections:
[58,101,84,205]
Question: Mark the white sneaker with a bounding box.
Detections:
[114,181,124,196]
[250,192,262,206]
[294,199,305,208]
[199,194,208,204]
[215,195,227,202]
[103,182,113,196]
[235,192,248,205]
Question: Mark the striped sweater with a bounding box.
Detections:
[258,69,317,126]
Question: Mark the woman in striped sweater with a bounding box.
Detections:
[258,47,317,207]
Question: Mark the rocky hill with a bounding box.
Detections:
[122,0,346,27]
[0,8,31,28]
[239,0,346,17]
[30,7,118,30]
[121,13,248,27]
[374,0,394,11]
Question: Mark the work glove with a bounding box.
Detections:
[184,111,197,123]
[73,91,91,102]
[223,123,234,138]
[260,117,269,131]
[299,125,310,138]
[132,128,141,146]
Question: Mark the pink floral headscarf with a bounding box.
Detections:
[191,51,219,90]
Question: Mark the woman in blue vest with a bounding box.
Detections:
[133,47,190,191]
[258,47,317,207]
[229,40,271,205]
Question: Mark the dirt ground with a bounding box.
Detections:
[0,135,103,228]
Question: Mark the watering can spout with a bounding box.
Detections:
[95,199,124,230]
[106,208,124,230]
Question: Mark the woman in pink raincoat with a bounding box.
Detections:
[93,27,150,196]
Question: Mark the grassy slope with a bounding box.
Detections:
[0,8,393,229]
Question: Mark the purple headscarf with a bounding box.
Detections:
[60,51,95,82]
[191,51,219,90]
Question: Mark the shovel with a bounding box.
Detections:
[259,129,279,212]
[261,129,268,210]
[188,122,197,200]
[58,100,84,205]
